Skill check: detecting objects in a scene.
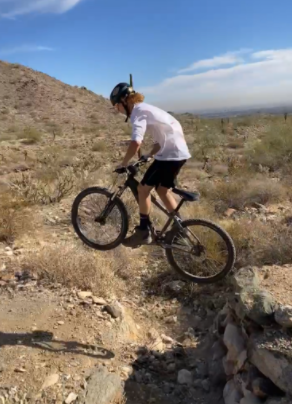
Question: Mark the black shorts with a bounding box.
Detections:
[141,159,186,189]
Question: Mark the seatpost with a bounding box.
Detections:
[174,198,185,212]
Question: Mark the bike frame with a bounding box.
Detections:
[97,160,202,253]
[103,166,186,237]
[124,175,185,235]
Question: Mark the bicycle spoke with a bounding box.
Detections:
[76,193,122,245]
[167,220,234,281]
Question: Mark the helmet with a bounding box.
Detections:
[110,82,134,106]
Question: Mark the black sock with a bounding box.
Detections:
[139,214,150,230]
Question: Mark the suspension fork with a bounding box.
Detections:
[96,185,127,222]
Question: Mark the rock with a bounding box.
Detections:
[240,392,262,404]
[249,331,292,395]
[14,367,26,373]
[224,208,237,217]
[120,366,132,376]
[57,321,64,325]
[105,302,123,319]
[77,291,92,300]
[223,379,243,404]
[148,329,164,352]
[208,357,226,387]
[41,373,59,390]
[275,305,292,328]
[195,361,208,378]
[235,287,276,326]
[164,280,185,293]
[134,370,143,383]
[265,398,291,404]
[65,392,78,403]
[177,369,193,386]
[252,377,283,398]
[84,367,123,404]
[223,323,247,374]
[201,379,211,392]
[211,339,227,360]
[232,266,260,292]
[167,363,176,373]
[92,297,107,305]
[161,334,174,344]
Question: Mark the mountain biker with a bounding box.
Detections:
[110,82,191,247]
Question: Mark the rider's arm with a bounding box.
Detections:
[121,113,147,166]
[121,141,141,166]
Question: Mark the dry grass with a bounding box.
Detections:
[200,175,287,213]
[92,140,107,152]
[223,218,292,268]
[21,243,127,297]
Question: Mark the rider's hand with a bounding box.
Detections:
[140,154,152,162]
[114,164,127,174]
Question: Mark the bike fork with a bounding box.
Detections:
[95,187,125,223]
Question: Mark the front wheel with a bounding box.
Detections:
[71,187,129,251]
[165,219,236,284]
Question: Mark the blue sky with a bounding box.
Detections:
[0,0,292,112]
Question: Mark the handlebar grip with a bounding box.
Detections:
[114,167,127,174]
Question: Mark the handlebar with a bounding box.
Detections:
[114,156,152,174]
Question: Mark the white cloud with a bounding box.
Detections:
[0,45,55,55]
[0,0,83,18]
[178,49,250,74]
[139,48,292,112]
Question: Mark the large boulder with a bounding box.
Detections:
[231,267,277,326]
[275,305,292,328]
[232,267,260,292]
[223,323,247,375]
[248,330,292,395]
[235,287,276,326]
[223,379,243,404]
[83,367,123,404]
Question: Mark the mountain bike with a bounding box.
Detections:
[71,157,236,284]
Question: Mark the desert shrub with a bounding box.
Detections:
[192,131,222,160]
[200,176,287,213]
[10,168,75,205]
[18,127,42,144]
[92,140,107,152]
[246,124,292,170]
[0,191,31,244]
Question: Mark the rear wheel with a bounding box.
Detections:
[165,219,236,284]
[71,187,129,251]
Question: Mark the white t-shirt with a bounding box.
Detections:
[130,102,191,161]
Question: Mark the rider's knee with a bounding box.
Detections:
[138,183,151,197]
[157,185,170,197]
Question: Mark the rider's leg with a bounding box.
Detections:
[137,184,153,229]
[122,183,154,247]
[156,186,178,213]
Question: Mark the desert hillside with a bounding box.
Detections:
[0,60,292,404]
